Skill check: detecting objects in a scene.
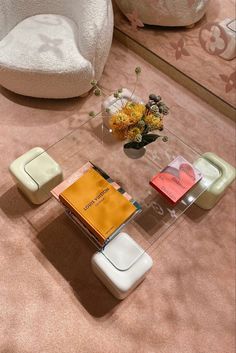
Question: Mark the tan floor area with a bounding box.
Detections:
[0,39,235,353]
[114,0,236,109]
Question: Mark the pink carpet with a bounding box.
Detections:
[0,39,235,353]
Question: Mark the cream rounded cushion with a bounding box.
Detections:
[115,0,209,27]
[9,147,63,204]
[194,152,236,210]
[91,232,153,299]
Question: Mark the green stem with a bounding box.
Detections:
[130,74,139,100]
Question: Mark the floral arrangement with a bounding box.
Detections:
[89,67,169,150]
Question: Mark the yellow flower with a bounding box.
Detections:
[144,114,163,131]
[123,102,145,124]
[109,102,146,136]
[127,127,142,141]
[109,112,130,130]
[112,128,128,140]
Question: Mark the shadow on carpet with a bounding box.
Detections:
[35,213,119,317]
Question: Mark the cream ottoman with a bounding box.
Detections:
[91,232,153,299]
[9,147,63,204]
[194,152,236,210]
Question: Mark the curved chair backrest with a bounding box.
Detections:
[0,0,113,72]
[0,0,111,41]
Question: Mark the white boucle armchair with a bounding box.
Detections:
[0,0,113,98]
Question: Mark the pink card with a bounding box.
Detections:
[150,156,202,204]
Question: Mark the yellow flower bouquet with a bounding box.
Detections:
[89,68,169,151]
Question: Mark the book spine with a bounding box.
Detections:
[103,206,142,246]
[63,204,142,249]
[64,206,104,248]
[59,195,107,245]
[59,191,142,245]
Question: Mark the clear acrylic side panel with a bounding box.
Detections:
[23,116,217,270]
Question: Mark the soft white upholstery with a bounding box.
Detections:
[115,0,209,27]
[0,0,113,98]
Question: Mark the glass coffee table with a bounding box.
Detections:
[23,115,218,269]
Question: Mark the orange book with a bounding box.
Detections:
[59,168,137,245]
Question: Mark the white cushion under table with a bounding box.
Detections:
[91,232,153,299]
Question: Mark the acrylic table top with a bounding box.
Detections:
[23,115,215,269]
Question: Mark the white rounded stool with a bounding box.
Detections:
[9,147,63,204]
[91,232,153,299]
